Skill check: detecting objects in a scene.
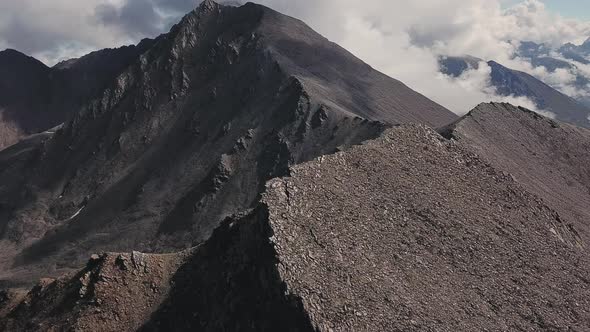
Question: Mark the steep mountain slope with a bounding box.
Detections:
[0,40,155,149]
[440,102,590,245]
[3,124,589,331]
[0,0,455,286]
[439,56,590,127]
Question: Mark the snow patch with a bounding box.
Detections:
[68,207,85,221]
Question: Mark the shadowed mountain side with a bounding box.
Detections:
[0,1,454,285]
[0,49,51,148]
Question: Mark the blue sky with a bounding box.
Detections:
[505,0,590,20]
[544,0,590,20]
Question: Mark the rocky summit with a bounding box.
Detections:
[1,1,590,331]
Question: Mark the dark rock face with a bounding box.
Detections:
[439,56,590,127]
[0,41,155,149]
[3,123,589,331]
[0,1,455,285]
[516,39,590,74]
[440,102,590,246]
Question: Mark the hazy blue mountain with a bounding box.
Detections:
[439,55,590,127]
[515,40,590,106]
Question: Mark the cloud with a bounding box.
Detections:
[0,0,136,64]
[248,0,586,114]
[94,0,163,38]
[496,51,590,104]
[0,0,589,115]
[93,0,200,39]
[436,61,554,116]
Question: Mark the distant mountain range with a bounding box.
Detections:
[438,37,590,128]
[439,54,590,127]
[520,39,590,104]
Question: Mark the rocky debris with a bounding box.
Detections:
[3,124,589,331]
[0,0,455,285]
[131,251,149,272]
[262,124,590,331]
[0,213,314,332]
[440,102,590,246]
[0,288,27,318]
[0,251,188,332]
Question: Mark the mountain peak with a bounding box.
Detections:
[0,48,46,67]
[443,102,560,136]
[197,0,221,12]
[0,48,23,56]
[580,37,590,52]
[471,102,534,117]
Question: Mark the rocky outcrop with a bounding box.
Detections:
[3,123,589,331]
[0,251,188,331]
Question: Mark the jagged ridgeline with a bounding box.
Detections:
[0,0,455,285]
